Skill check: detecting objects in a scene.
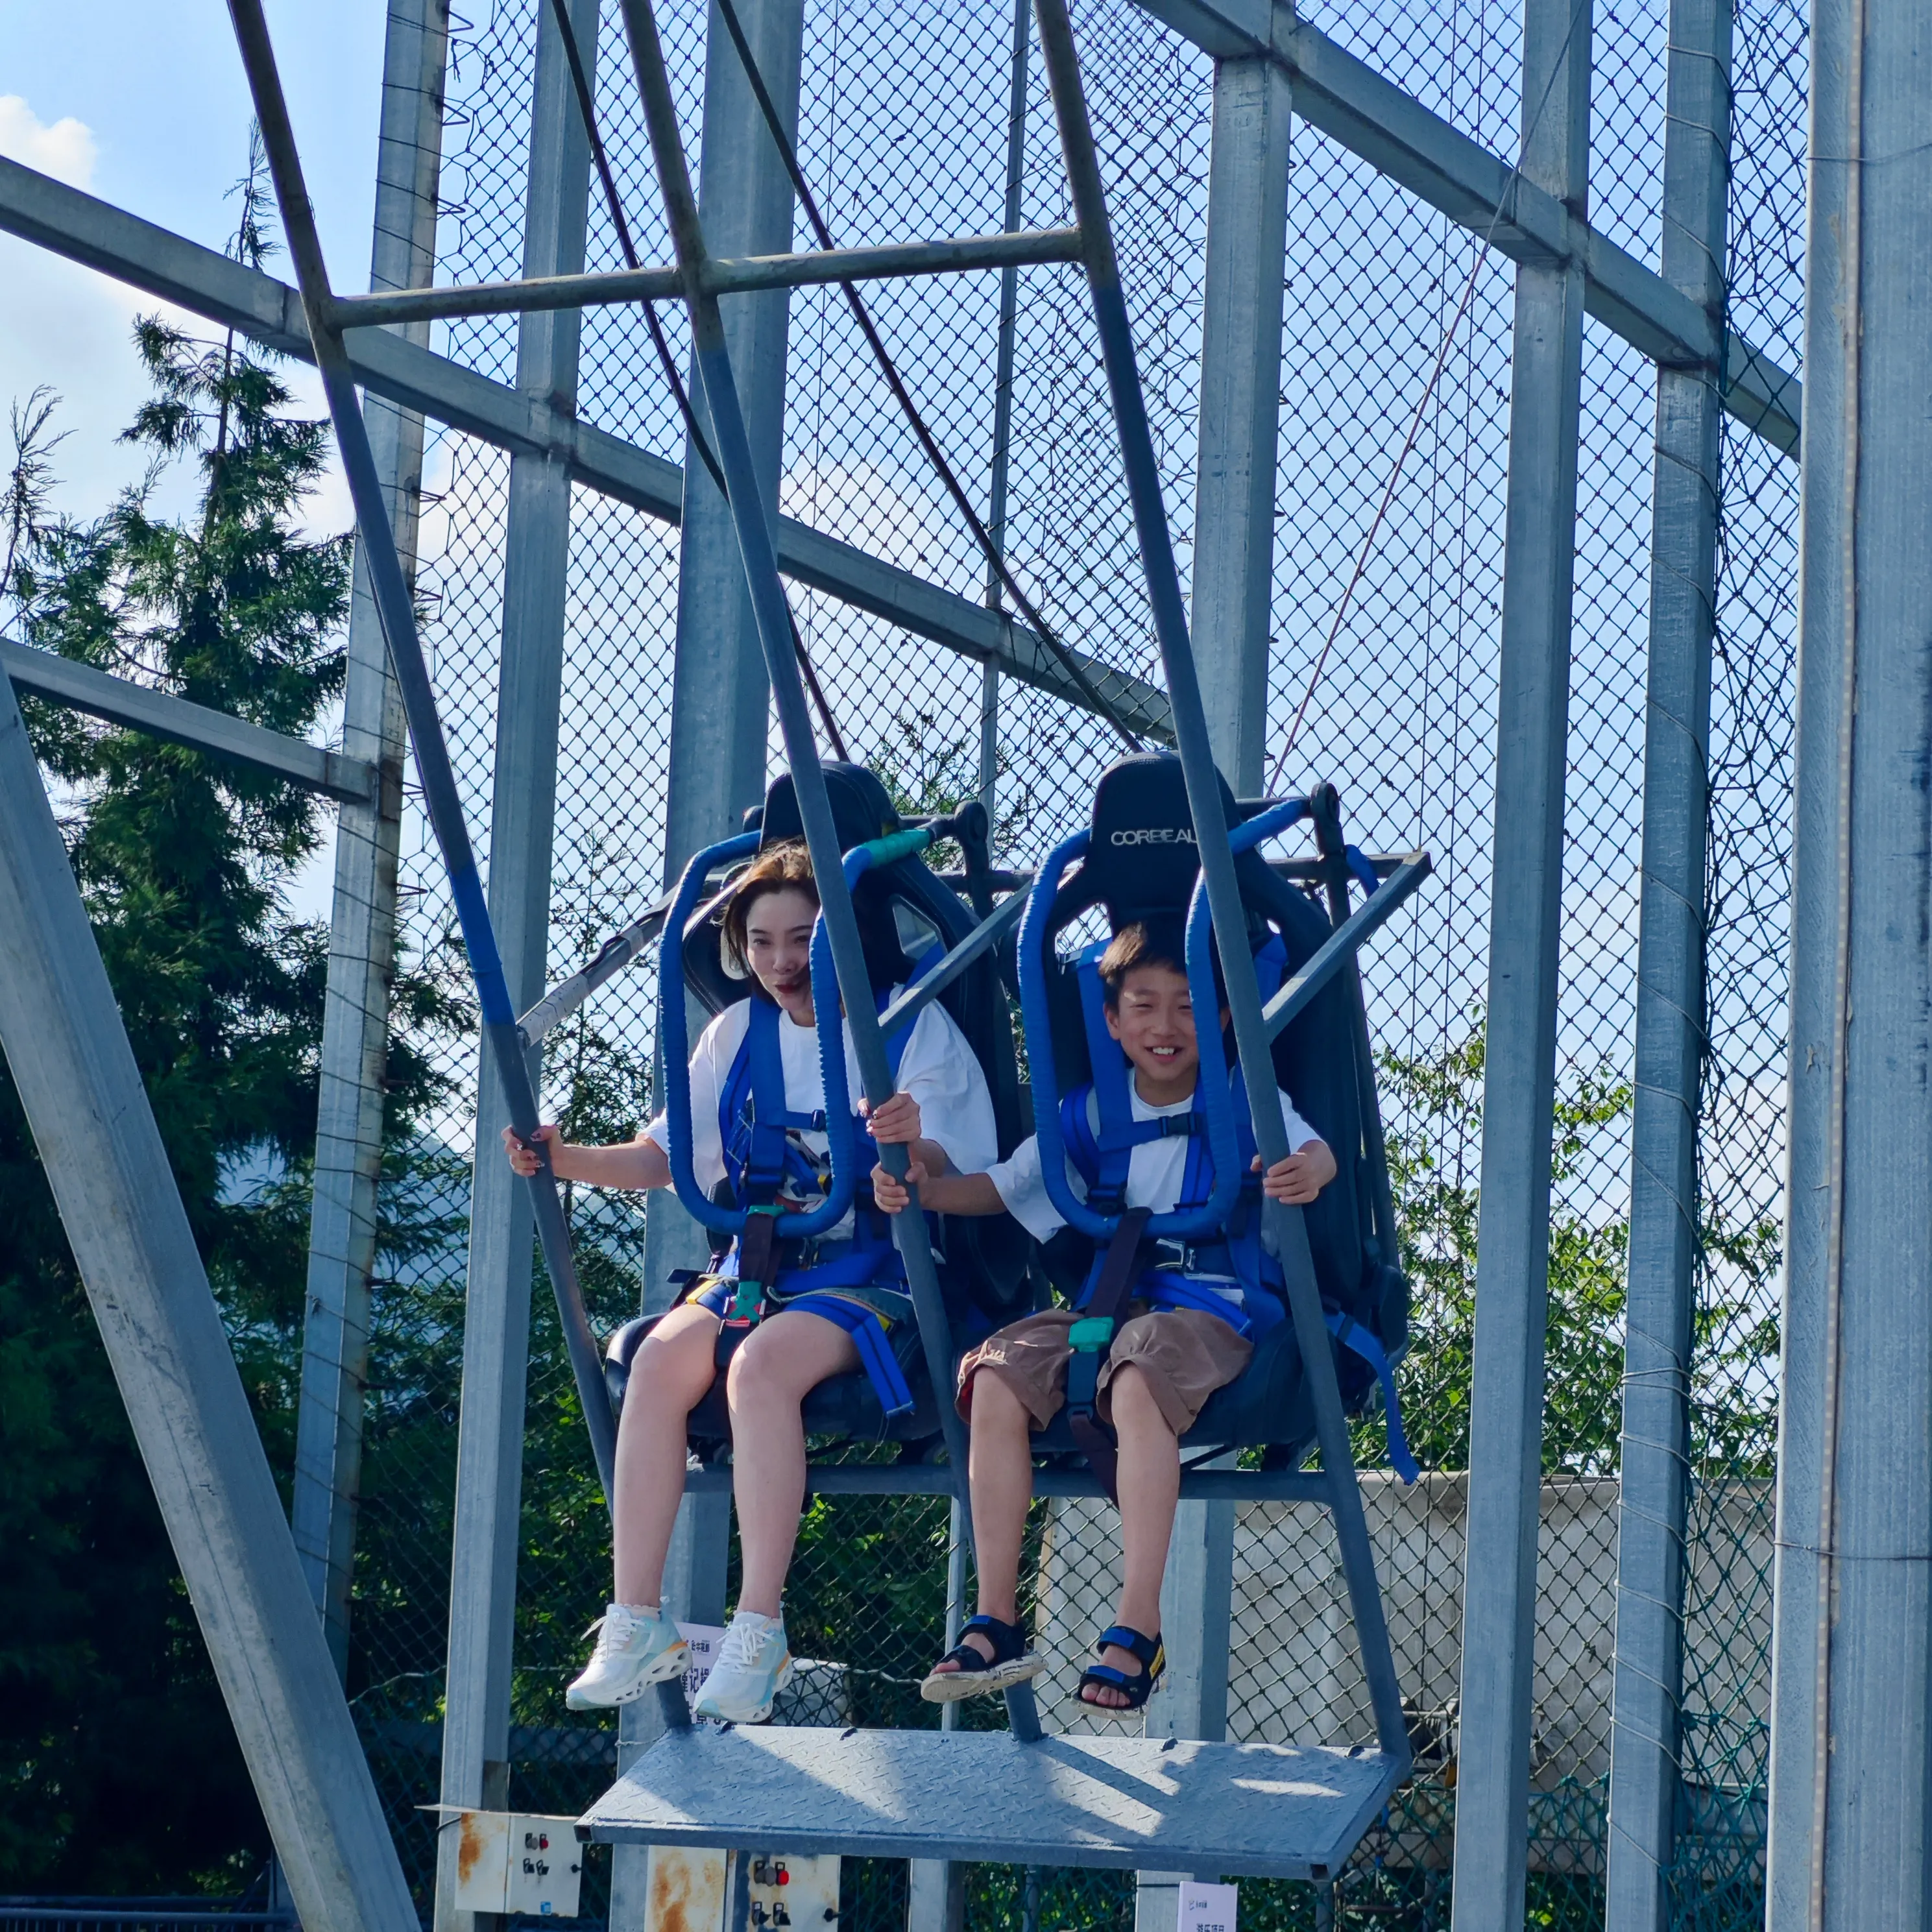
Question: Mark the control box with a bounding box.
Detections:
[639,1849,840,1932]
[450,1810,585,1918]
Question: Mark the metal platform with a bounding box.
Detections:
[576,1724,1404,1881]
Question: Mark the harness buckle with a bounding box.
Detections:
[734,1204,785,1321]
[1067,1316,1115,1351]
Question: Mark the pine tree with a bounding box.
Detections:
[0,162,450,1885]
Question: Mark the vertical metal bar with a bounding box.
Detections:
[292,0,450,1684]
[1765,0,1932,1916]
[660,0,803,876]
[1604,0,1731,1918]
[905,1862,965,1932]
[980,0,1032,819]
[610,1490,730,1931]
[612,0,1046,1743]
[1190,53,1292,796]
[0,679,418,1932]
[1135,56,1290,1926]
[1029,0,1408,1767]
[908,1499,969,1927]
[643,0,807,1303]
[1449,0,1592,1914]
[436,5,600,1928]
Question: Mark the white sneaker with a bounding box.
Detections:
[692,1610,794,1724]
[565,1604,690,1710]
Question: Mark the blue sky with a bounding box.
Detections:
[3,3,401,919]
[2,1,389,521]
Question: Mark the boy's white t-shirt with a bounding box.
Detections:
[644,993,998,1233]
[985,1081,1322,1245]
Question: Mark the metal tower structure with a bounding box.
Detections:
[0,0,1923,1923]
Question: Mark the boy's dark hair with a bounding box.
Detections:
[1097,917,1229,1012]
[1097,920,1185,1008]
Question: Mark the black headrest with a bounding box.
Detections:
[1065,752,1240,929]
[755,762,902,852]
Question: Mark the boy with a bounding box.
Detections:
[872,921,1334,1715]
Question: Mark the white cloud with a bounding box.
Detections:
[0,95,97,188]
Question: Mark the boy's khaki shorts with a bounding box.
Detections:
[956,1303,1253,1438]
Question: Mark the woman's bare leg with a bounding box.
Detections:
[612,1303,720,1606]
[724,1310,860,1615]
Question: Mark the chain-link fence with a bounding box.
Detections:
[331,0,1807,1923]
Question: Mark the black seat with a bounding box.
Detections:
[607,764,1036,1451]
[1020,752,1408,1466]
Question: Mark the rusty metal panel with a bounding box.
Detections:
[644,1847,729,1932]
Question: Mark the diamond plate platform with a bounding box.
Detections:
[577,1725,1404,1880]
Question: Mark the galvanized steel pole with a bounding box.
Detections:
[641,0,808,1363]
[0,677,419,1932]
[1604,0,1730,1917]
[1765,0,1932,1915]
[612,0,1046,1741]
[660,0,804,875]
[292,0,450,1683]
[1032,0,1410,1772]
[1449,0,1591,1914]
[1133,46,1289,1932]
[1190,51,1292,797]
[979,0,1033,819]
[436,6,600,1928]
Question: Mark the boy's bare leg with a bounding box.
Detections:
[613,1303,725,1606]
[931,1370,1036,1671]
[1085,1362,1179,1707]
[725,1310,862,1616]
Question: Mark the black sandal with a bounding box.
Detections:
[1078,1624,1166,1717]
[919,1613,1046,1704]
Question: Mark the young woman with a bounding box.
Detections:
[505,841,996,1723]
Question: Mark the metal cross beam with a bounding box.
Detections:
[1129,0,1802,455]
[1,636,378,804]
[0,675,418,1932]
[333,225,1084,327]
[0,156,1169,740]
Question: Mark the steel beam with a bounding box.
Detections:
[1032,0,1410,1791]
[435,5,597,1929]
[1604,0,1730,1917]
[1190,53,1291,793]
[291,0,449,1682]
[0,157,1168,739]
[333,225,1084,326]
[641,0,810,1327]
[0,678,418,1932]
[0,636,376,804]
[662,0,806,876]
[1765,0,1932,1917]
[1124,0,1799,455]
[1450,0,1591,1916]
[1133,45,1288,1929]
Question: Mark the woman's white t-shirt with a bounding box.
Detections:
[985,1081,1321,1244]
[644,993,998,1233]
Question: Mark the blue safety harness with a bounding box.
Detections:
[706,992,923,1416]
[1059,939,1417,1482]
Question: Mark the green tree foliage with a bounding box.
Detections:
[0,296,451,1889]
[1379,1019,1781,1477]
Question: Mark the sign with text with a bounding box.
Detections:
[1177,1881,1238,1932]
[675,1621,725,1718]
